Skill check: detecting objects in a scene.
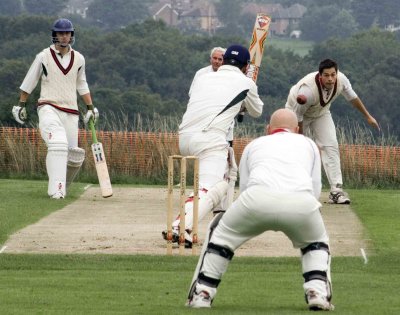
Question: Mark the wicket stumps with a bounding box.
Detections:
[167,155,199,255]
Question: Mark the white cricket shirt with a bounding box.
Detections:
[239,130,322,199]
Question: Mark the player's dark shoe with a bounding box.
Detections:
[162,229,192,248]
[162,230,179,243]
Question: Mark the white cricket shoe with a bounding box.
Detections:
[187,290,212,308]
[328,191,350,204]
[306,290,334,311]
[50,191,64,199]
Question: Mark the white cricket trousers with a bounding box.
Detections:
[198,186,332,300]
[176,131,229,229]
[179,131,228,190]
[303,111,342,190]
[38,105,79,196]
[211,186,329,251]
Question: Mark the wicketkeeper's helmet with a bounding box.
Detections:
[52,18,75,46]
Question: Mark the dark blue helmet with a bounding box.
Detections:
[223,44,250,68]
[52,18,74,32]
[52,18,75,46]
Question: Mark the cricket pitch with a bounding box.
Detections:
[3,187,369,257]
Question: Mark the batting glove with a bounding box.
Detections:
[84,107,99,125]
[12,102,27,125]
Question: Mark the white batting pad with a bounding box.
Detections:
[67,147,85,166]
[66,147,86,188]
[184,181,229,229]
[302,249,329,273]
[46,141,68,197]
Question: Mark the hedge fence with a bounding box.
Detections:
[0,127,399,186]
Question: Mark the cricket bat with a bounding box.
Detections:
[238,13,271,122]
[89,119,113,198]
[247,13,271,82]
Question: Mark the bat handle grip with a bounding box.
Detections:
[89,119,98,144]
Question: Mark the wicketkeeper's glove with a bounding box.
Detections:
[12,101,27,125]
[83,105,99,125]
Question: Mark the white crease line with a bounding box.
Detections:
[84,184,92,190]
[360,248,368,264]
[0,246,7,253]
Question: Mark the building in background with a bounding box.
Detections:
[150,0,220,35]
[179,1,220,35]
[61,0,307,37]
[150,1,180,26]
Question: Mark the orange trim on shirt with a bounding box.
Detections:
[315,73,337,107]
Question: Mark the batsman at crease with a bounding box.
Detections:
[162,44,264,248]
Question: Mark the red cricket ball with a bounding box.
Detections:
[296,94,307,105]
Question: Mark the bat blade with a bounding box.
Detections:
[91,142,113,198]
[246,13,271,83]
[239,13,271,123]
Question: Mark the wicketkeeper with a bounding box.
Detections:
[187,109,334,311]
[12,18,98,199]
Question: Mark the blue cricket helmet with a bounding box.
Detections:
[52,18,75,46]
[223,44,250,68]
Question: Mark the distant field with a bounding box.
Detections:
[266,37,314,57]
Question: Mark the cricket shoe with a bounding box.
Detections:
[186,290,212,308]
[50,191,64,199]
[328,191,350,204]
[161,229,192,248]
[306,290,334,311]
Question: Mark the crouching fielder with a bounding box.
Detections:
[187,109,334,311]
[162,44,264,247]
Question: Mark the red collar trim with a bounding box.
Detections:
[50,48,74,75]
[315,73,337,107]
[270,128,289,134]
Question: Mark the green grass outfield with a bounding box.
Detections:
[266,37,314,57]
[0,179,399,314]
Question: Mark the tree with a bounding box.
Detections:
[24,0,66,16]
[214,0,245,37]
[309,29,400,82]
[351,0,400,28]
[329,9,359,39]
[0,15,398,138]
[0,15,51,43]
[300,6,359,42]
[86,0,150,30]
[0,0,22,16]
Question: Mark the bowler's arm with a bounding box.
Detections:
[350,97,380,130]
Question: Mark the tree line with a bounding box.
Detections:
[2,0,400,41]
[0,15,399,139]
